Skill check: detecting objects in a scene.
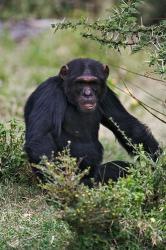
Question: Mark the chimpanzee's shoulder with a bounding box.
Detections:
[35,76,61,91]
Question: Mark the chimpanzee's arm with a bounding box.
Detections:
[24,77,67,163]
[100,87,160,160]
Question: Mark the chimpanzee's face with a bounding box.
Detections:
[59,58,109,112]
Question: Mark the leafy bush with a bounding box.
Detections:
[37,145,90,207]
[0,120,30,180]
[39,146,166,250]
[0,120,165,249]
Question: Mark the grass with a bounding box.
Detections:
[0,182,73,249]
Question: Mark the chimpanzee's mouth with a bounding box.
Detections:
[80,102,96,111]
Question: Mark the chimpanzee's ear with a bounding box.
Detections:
[103,64,109,79]
[59,65,69,80]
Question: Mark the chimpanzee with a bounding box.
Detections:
[24,58,160,185]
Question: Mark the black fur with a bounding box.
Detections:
[24,58,160,184]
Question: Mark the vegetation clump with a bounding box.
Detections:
[0,120,28,180]
[39,145,166,250]
[1,120,165,249]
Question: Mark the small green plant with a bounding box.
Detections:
[38,145,166,249]
[0,120,29,181]
[36,145,90,207]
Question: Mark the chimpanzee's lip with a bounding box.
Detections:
[80,103,96,111]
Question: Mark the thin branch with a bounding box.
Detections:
[129,82,164,104]
[111,65,166,85]
[122,81,166,123]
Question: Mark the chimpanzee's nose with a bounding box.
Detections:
[83,88,92,97]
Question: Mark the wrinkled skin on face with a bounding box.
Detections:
[59,58,109,112]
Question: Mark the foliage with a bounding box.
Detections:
[39,145,166,250]
[0,120,30,180]
[0,120,165,249]
[37,145,90,207]
[53,0,166,77]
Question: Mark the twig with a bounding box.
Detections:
[122,81,166,123]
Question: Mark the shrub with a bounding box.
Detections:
[39,146,166,249]
[36,145,90,208]
[0,120,165,249]
[0,120,30,181]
